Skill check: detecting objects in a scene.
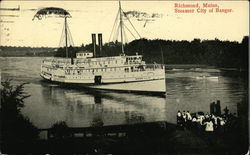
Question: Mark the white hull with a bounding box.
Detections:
[89,79,166,93]
[41,73,166,94]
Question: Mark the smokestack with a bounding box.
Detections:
[92,33,96,57]
[98,33,103,56]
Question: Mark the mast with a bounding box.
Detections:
[119,0,124,54]
[64,16,68,58]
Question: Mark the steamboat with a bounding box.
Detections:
[38,1,166,95]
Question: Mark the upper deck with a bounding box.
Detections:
[42,55,145,69]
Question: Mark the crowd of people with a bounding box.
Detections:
[176,108,237,133]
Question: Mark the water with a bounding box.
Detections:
[0,57,247,129]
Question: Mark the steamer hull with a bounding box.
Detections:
[40,56,166,95]
[89,79,166,94]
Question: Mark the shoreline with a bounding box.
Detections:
[1,119,248,154]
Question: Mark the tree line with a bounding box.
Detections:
[0,46,56,57]
[55,36,248,70]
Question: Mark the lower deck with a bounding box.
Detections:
[40,63,166,93]
[41,72,166,92]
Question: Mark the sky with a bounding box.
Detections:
[0,1,249,47]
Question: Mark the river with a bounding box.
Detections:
[0,57,247,129]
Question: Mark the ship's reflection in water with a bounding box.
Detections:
[94,92,102,104]
[25,81,166,128]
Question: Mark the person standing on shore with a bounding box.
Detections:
[177,110,182,127]
[204,119,214,133]
[186,111,192,129]
[182,111,187,129]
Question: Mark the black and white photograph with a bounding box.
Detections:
[0,0,249,154]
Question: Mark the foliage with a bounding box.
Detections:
[91,116,104,127]
[54,46,79,58]
[0,46,56,57]
[54,36,249,70]
[0,79,39,142]
[1,80,29,116]
[50,121,71,139]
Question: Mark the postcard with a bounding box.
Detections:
[0,0,249,154]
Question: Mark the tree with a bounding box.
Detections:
[50,121,71,139]
[0,79,39,142]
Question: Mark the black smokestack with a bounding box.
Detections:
[92,33,96,57]
[98,33,103,56]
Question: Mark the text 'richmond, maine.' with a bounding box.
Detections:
[174,3,233,14]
